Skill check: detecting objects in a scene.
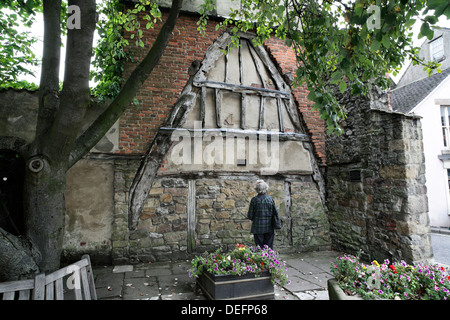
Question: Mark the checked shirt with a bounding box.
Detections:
[247,194,279,234]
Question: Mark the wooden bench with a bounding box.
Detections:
[0,254,97,300]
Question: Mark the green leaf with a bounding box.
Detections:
[445,5,450,19]
[405,18,416,28]
[307,90,319,101]
[419,22,434,39]
[427,0,446,10]
[424,15,438,24]
[433,3,449,17]
[370,39,381,52]
[382,35,391,49]
[330,71,343,84]
[285,38,293,47]
[339,81,347,94]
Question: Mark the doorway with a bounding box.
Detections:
[0,149,25,235]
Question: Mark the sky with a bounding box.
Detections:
[19,13,100,87]
[17,7,450,87]
[391,15,450,83]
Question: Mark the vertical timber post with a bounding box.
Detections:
[187,179,196,253]
[284,181,293,246]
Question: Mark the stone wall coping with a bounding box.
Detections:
[369,107,422,120]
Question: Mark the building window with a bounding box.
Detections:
[448,169,450,189]
[430,36,444,62]
[441,106,450,147]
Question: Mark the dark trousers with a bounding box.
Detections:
[254,231,274,249]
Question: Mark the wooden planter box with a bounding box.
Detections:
[327,278,363,300]
[197,271,274,300]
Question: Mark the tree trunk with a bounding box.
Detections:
[23,157,66,272]
[0,227,40,281]
[0,0,184,280]
[20,0,97,273]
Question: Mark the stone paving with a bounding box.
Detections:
[431,227,450,267]
[92,250,340,301]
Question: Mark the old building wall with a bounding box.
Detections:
[0,10,329,264]
[0,89,38,144]
[119,11,326,165]
[64,159,114,263]
[0,90,117,263]
[112,10,330,263]
[326,88,432,264]
[112,158,330,263]
[2,7,433,267]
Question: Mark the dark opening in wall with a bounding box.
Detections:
[348,170,361,182]
[0,149,25,235]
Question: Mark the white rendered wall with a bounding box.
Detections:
[412,76,450,228]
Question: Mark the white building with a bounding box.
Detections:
[391,28,450,228]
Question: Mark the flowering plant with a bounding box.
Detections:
[331,251,450,300]
[188,244,289,286]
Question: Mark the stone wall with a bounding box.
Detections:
[111,158,329,263]
[326,89,432,264]
[0,89,38,144]
[63,159,114,264]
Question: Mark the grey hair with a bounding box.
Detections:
[254,179,269,194]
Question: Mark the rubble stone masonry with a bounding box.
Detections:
[112,158,330,263]
[326,88,433,264]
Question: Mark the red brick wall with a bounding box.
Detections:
[264,38,326,165]
[119,12,220,154]
[119,11,326,165]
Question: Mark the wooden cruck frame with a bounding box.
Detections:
[128,32,324,230]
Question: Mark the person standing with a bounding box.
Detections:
[247,179,280,249]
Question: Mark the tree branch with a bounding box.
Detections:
[47,0,97,163]
[34,0,61,152]
[68,0,184,169]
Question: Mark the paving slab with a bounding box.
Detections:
[294,290,329,300]
[93,251,341,300]
[286,276,323,292]
[286,260,325,275]
[122,277,160,300]
[145,268,172,277]
[125,269,146,279]
[157,274,195,294]
[113,265,133,273]
[162,292,206,300]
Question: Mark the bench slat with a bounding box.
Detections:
[18,290,30,300]
[3,292,15,300]
[0,279,34,293]
[55,278,64,300]
[0,255,97,300]
[33,273,45,300]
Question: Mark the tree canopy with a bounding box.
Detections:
[0,0,42,89]
[199,0,449,133]
[1,0,449,132]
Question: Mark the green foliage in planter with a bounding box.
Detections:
[330,251,450,300]
[188,244,289,286]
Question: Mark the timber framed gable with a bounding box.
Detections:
[129,32,325,231]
